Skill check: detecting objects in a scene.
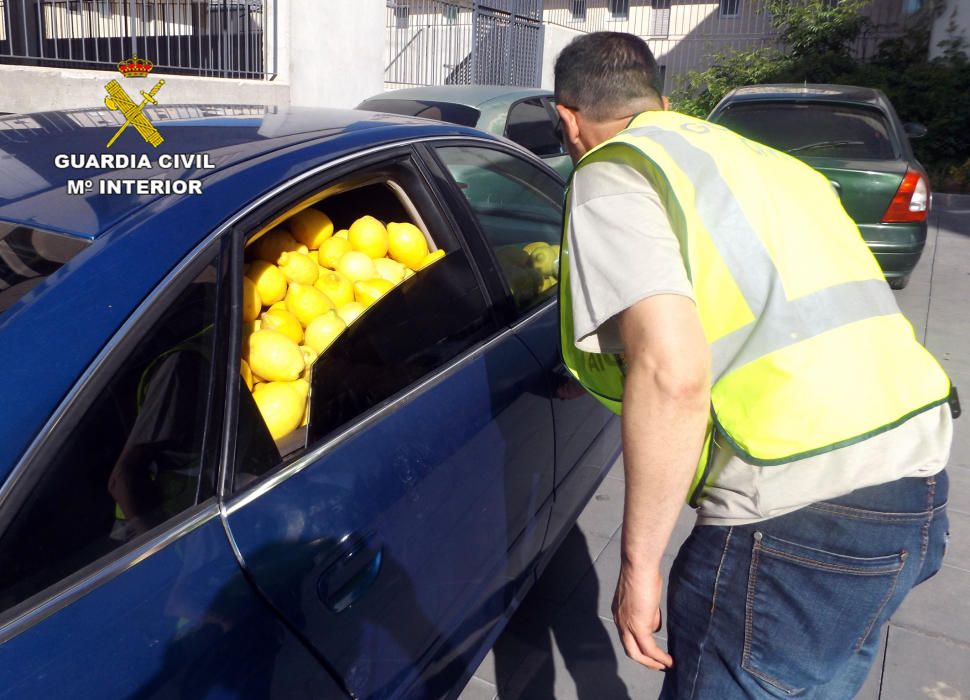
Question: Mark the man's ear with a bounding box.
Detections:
[555,103,581,147]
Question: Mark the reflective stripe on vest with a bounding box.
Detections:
[560,111,951,503]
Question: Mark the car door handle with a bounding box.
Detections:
[317,535,383,613]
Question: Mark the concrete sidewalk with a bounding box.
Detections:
[460,194,970,700]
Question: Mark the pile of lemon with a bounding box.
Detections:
[241,209,444,442]
[494,241,560,306]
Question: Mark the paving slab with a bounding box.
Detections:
[575,475,625,541]
[892,564,970,646]
[879,626,970,700]
[946,465,970,513]
[457,676,497,700]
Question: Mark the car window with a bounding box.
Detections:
[357,98,481,128]
[232,155,494,489]
[0,222,89,316]
[505,98,564,158]
[434,145,564,314]
[715,102,898,160]
[0,251,222,614]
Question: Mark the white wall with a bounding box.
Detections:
[288,0,384,108]
[541,23,587,91]
[930,0,969,59]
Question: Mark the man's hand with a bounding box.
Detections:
[613,564,673,670]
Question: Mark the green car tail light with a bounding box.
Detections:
[882,168,929,223]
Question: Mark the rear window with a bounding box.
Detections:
[715,102,898,160]
[0,222,89,314]
[357,99,481,128]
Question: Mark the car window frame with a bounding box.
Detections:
[503,95,567,160]
[222,140,506,498]
[417,139,566,326]
[0,233,231,639]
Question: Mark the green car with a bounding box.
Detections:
[358,85,573,179]
[708,84,930,289]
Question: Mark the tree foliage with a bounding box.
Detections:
[670,0,970,190]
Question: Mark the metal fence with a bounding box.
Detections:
[384,0,544,89]
[543,0,921,93]
[0,0,274,79]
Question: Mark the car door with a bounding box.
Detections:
[503,97,573,179]
[425,142,618,555]
[0,235,340,699]
[220,144,555,699]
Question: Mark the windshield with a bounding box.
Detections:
[0,221,89,314]
[715,102,899,160]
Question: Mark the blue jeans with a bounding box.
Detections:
[660,471,949,699]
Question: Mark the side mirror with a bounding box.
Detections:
[904,122,928,139]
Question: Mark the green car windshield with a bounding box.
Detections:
[0,221,89,315]
[716,102,900,160]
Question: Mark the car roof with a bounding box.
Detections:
[717,84,890,109]
[0,105,481,240]
[363,85,552,109]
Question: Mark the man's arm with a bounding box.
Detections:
[612,293,711,670]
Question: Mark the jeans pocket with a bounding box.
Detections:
[741,531,906,696]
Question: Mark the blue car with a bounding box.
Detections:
[0,106,618,698]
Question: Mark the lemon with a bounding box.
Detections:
[315,270,355,307]
[354,278,396,307]
[269,300,287,312]
[252,382,305,440]
[403,268,415,280]
[318,236,353,270]
[334,229,349,240]
[240,359,254,391]
[299,344,318,369]
[337,301,366,325]
[242,277,262,323]
[373,257,407,284]
[285,282,335,327]
[548,244,561,277]
[540,276,558,292]
[245,329,305,382]
[260,307,304,345]
[387,221,430,270]
[251,228,306,264]
[305,310,347,354]
[246,260,288,306]
[278,251,320,286]
[288,208,334,250]
[523,241,549,255]
[530,246,558,277]
[348,215,389,258]
[418,249,446,270]
[305,250,319,265]
[336,251,378,283]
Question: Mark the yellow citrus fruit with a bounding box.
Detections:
[336,250,378,283]
[334,229,349,240]
[242,277,262,323]
[337,302,366,326]
[278,251,320,286]
[403,268,415,280]
[354,278,396,307]
[418,249,446,270]
[540,276,558,292]
[387,221,430,270]
[269,300,287,312]
[530,246,558,277]
[348,215,389,258]
[299,344,318,370]
[523,241,549,255]
[245,329,305,383]
[260,307,304,345]
[305,310,347,354]
[252,382,305,440]
[240,359,254,391]
[305,250,319,265]
[315,270,354,307]
[285,282,335,327]
[251,228,306,264]
[373,257,407,284]
[318,236,353,270]
[246,260,288,306]
[288,208,334,250]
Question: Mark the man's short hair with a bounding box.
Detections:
[554,32,663,121]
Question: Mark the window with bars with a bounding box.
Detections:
[571,0,587,21]
[609,0,629,20]
[650,0,671,36]
[391,0,409,28]
[720,0,740,17]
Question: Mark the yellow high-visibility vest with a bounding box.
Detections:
[560,110,951,504]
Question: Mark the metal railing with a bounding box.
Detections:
[384,0,543,89]
[0,0,274,79]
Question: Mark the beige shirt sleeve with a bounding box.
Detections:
[567,158,695,354]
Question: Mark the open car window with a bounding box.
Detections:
[233,154,494,490]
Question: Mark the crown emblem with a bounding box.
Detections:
[117,54,154,78]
